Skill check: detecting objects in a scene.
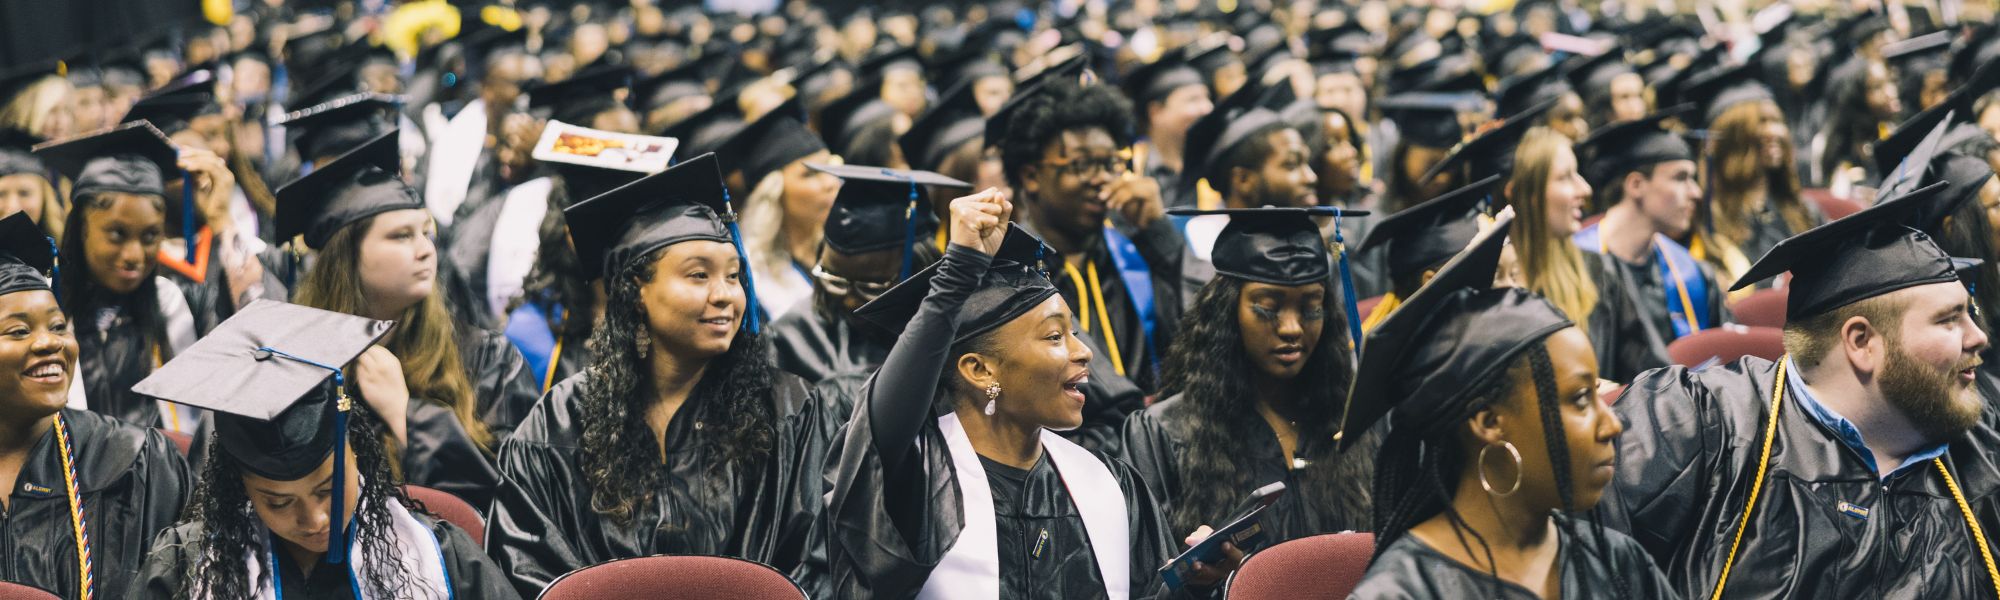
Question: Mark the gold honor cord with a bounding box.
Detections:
[1061,261,1127,377]
[543,336,565,394]
[1710,358,2000,599]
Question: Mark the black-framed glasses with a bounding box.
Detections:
[1045,150,1132,180]
[811,264,896,300]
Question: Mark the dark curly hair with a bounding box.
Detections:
[59,192,166,358]
[1158,276,1367,536]
[997,79,1136,188]
[1368,342,1631,600]
[172,400,427,600]
[577,246,779,523]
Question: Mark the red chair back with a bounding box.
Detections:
[1667,325,1786,367]
[405,485,485,546]
[1225,532,1375,600]
[0,582,59,600]
[1731,287,1789,328]
[537,555,806,600]
[160,429,193,456]
[1803,188,1865,220]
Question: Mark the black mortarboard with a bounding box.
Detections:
[1484,33,1548,78]
[1679,61,1774,126]
[1181,106,1289,193]
[1874,56,2000,174]
[1340,210,1572,451]
[1576,106,1696,192]
[1876,109,1958,193]
[859,45,924,81]
[1387,53,1487,96]
[660,94,746,158]
[1359,174,1503,281]
[718,108,826,188]
[122,70,221,135]
[900,83,986,172]
[1380,92,1488,149]
[1420,98,1549,183]
[816,90,897,157]
[274,131,423,249]
[1123,48,1207,108]
[1494,64,1570,119]
[0,60,59,104]
[133,300,390,565]
[1187,40,1244,81]
[34,121,181,205]
[1167,207,1358,286]
[0,213,54,298]
[277,93,400,164]
[562,152,736,281]
[0,128,47,181]
[1730,181,1963,318]
[290,61,365,110]
[529,64,634,125]
[1949,25,2000,87]
[1013,50,1089,90]
[1886,30,1954,68]
[1563,49,1634,109]
[852,223,1059,344]
[810,164,967,276]
[632,59,713,113]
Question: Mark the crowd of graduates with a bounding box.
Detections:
[0,0,1999,597]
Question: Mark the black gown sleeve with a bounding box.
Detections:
[458,327,541,442]
[428,516,525,600]
[868,245,991,474]
[1116,405,1184,518]
[124,523,200,600]
[1600,362,1742,561]
[401,397,504,508]
[488,381,590,599]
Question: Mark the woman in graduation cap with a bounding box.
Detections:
[1817,58,1903,190]
[1119,207,1376,549]
[817,187,1241,599]
[486,153,834,598]
[1344,210,1677,600]
[1693,76,1822,290]
[127,301,518,600]
[0,132,62,241]
[1503,127,1602,337]
[720,108,844,322]
[274,130,538,508]
[0,213,189,600]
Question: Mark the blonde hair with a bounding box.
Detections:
[1709,100,1811,249]
[0,76,71,138]
[1507,127,1598,331]
[3,174,65,243]
[739,169,817,283]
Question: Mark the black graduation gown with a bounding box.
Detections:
[125,512,520,600]
[1582,248,1732,383]
[1733,201,1827,288]
[1603,357,2000,598]
[814,247,1202,600]
[1117,394,1374,543]
[1346,516,1679,600]
[769,306,891,384]
[74,299,164,428]
[486,370,832,599]
[0,409,188,600]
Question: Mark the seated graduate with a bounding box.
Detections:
[1174,106,1323,292]
[1602,181,2000,598]
[768,164,959,387]
[126,301,517,599]
[486,154,832,598]
[1570,107,1731,381]
[1119,207,1375,545]
[274,130,538,507]
[817,188,1240,599]
[1343,211,1677,600]
[1355,175,1503,330]
[717,105,844,322]
[0,213,188,600]
[498,159,651,395]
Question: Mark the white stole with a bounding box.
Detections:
[483,176,554,320]
[232,497,453,600]
[421,99,487,227]
[918,413,1131,600]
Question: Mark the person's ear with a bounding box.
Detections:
[1623,170,1648,204]
[1230,166,1258,201]
[1841,314,1888,375]
[1020,164,1041,197]
[1464,406,1507,447]
[956,352,1000,392]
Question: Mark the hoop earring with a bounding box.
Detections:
[1478,441,1523,497]
[984,384,1001,416]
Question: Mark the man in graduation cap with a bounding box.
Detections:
[1354,175,1502,330]
[1604,181,2000,599]
[1124,47,1216,212]
[125,301,517,599]
[0,213,189,600]
[1571,107,1730,381]
[1174,106,1330,293]
[420,27,541,250]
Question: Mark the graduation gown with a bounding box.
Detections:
[0,410,188,600]
[1604,357,2000,598]
[72,279,200,430]
[125,512,520,600]
[486,369,833,598]
[814,247,1201,600]
[1731,200,1827,288]
[1347,516,1679,600]
[769,306,892,384]
[1581,249,1675,384]
[1118,394,1375,543]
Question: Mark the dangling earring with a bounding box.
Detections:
[1478,441,1523,497]
[636,330,650,358]
[984,384,1001,416]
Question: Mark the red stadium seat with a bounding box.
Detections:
[0,582,58,600]
[1667,325,1786,367]
[1731,287,1789,328]
[1225,532,1374,600]
[159,429,192,456]
[1803,188,1865,220]
[537,555,806,600]
[405,485,486,546]
[1355,295,1385,320]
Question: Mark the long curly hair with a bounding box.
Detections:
[1369,341,1631,600]
[173,401,427,600]
[1158,276,1368,535]
[577,246,779,523]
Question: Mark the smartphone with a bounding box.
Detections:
[1157,481,1287,590]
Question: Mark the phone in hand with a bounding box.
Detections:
[1157,481,1287,590]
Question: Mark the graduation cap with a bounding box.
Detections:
[0,127,47,181]
[1563,49,1634,109]
[1494,64,1571,119]
[632,58,716,114]
[1380,92,1488,149]
[274,131,423,249]
[0,60,61,104]
[290,62,365,110]
[1678,61,1774,127]
[1168,207,1350,286]
[34,122,185,228]
[1123,49,1208,109]
[810,164,968,277]
[1187,39,1244,80]
[1013,50,1089,91]
[1949,24,2000,87]
[528,64,635,125]
[660,95,747,158]
[859,45,925,80]
[561,152,736,282]
[1876,56,2000,175]
[717,107,826,189]
[1340,210,1573,451]
[133,300,392,567]
[1575,105,1696,193]
[1360,175,1503,282]
[1886,30,1954,68]
[1387,53,1486,96]
[1181,106,1289,193]
[1730,181,1963,318]
[1484,33,1548,78]
[1419,98,1550,183]
[851,223,1059,344]
[122,70,221,135]
[0,213,55,298]
[1876,109,1959,191]
[816,90,896,157]
[900,83,987,172]
[277,93,401,165]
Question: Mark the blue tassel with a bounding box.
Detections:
[1333,211,1364,354]
[181,171,197,265]
[721,188,763,335]
[890,169,918,280]
[45,236,58,303]
[251,347,351,566]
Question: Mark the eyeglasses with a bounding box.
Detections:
[811,264,896,300]
[1045,150,1133,180]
